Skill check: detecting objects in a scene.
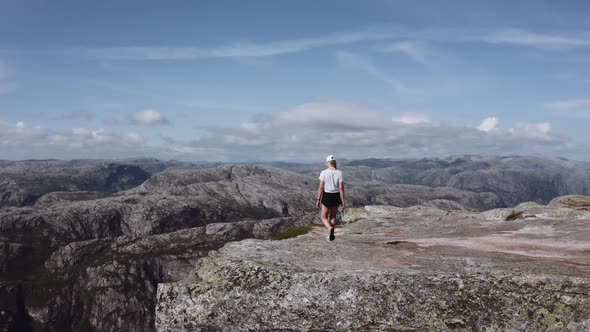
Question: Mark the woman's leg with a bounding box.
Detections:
[320,204,332,229]
[329,206,339,228]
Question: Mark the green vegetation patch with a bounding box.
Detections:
[271,225,319,240]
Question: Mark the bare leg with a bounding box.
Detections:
[320,205,332,230]
[329,207,339,228]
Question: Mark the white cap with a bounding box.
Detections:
[326,155,336,162]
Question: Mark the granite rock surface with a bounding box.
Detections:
[157,203,590,331]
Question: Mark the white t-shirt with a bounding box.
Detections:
[319,169,343,193]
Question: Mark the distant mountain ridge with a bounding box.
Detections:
[0,158,209,208]
[270,155,590,207]
[3,154,590,210]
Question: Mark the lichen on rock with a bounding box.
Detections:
[156,204,590,331]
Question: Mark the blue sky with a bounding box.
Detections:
[1,0,590,161]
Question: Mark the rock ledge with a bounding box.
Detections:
[156,204,590,331]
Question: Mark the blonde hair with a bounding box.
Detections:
[328,160,337,169]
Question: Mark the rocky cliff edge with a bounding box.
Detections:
[156,198,590,331]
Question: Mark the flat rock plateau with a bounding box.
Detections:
[157,198,590,331]
[3,155,590,331]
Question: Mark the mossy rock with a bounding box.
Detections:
[271,225,318,240]
[514,201,540,210]
[506,210,524,221]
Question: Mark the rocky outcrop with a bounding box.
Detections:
[548,195,590,210]
[156,201,590,331]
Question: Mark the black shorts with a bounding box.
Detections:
[321,191,342,208]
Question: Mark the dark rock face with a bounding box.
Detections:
[0,160,155,208]
[0,164,322,331]
[0,284,34,332]
[26,216,314,332]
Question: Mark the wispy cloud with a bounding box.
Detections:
[0,60,16,95]
[545,99,590,111]
[105,109,170,126]
[335,51,412,94]
[185,102,264,112]
[61,111,96,121]
[381,41,430,65]
[87,29,398,60]
[549,72,577,80]
[467,28,590,51]
[83,26,590,63]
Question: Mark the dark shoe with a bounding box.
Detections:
[329,227,335,241]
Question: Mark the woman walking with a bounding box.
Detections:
[316,155,346,241]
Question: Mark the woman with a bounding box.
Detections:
[316,155,346,241]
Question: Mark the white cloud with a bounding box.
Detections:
[545,99,590,111]
[70,127,146,145]
[392,113,430,125]
[0,120,45,141]
[509,122,552,139]
[15,121,25,131]
[477,117,499,132]
[271,99,390,129]
[0,100,571,161]
[0,120,147,159]
[105,109,170,126]
[335,51,411,94]
[130,109,169,125]
[125,132,145,144]
[164,100,568,162]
